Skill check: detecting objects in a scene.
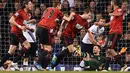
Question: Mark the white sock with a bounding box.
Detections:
[23,61,28,66]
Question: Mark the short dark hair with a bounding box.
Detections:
[112,0,122,6]
[21,0,32,9]
[53,1,61,7]
[83,8,92,14]
[94,45,102,50]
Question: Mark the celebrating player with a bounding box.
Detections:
[50,8,92,70]
[0,0,33,70]
[35,1,75,70]
[95,0,127,71]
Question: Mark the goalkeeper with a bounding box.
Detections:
[79,45,104,71]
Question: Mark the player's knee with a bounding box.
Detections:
[23,42,31,49]
[8,45,17,55]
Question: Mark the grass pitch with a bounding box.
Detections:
[0,71,130,73]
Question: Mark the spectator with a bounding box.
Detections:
[89,0,96,12]
[52,36,62,55]
[74,0,83,14]
[95,13,103,22]
[105,4,111,23]
[40,3,46,13]
[80,28,86,41]
[97,35,105,47]
[89,0,96,22]
[125,52,130,66]
[73,38,80,47]
[38,0,52,7]
[33,7,41,22]
[52,36,63,71]
[62,0,70,12]
[121,1,128,13]
[69,7,75,13]
[96,0,109,13]
[72,37,81,56]
[62,0,69,8]
[0,1,3,8]
[14,2,21,11]
[61,0,74,7]
[121,1,129,34]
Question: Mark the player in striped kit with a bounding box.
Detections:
[22,13,38,71]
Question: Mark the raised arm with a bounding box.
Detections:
[62,12,75,22]
[94,22,110,27]
[57,20,67,37]
[109,11,122,16]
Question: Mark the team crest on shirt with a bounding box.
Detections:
[15,12,19,16]
[118,9,122,11]
[75,23,83,29]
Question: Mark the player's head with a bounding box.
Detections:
[53,1,62,10]
[83,8,92,19]
[93,45,101,54]
[98,18,106,24]
[21,0,33,11]
[111,0,122,7]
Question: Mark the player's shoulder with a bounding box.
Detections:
[14,9,23,16]
[74,14,80,17]
[91,24,98,28]
[17,9,24,13]
[73,14,82,20]
[48,7,57,10]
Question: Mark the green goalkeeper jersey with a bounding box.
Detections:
[88,54,104,70]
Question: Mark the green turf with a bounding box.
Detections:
[0,71,130,73]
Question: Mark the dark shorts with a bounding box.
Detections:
[24,43,38,58]
[62,36,73,47]
[105,33,122,49]
[10,33,26,45]
[36,26,52,45]
[81,42,93,54]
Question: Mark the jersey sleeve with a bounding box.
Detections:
[13,10,22,19]
[89,25,96,34]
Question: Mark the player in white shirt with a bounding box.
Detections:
[79,18,105,71]
[22,13,38,71]
[81,18,105,54]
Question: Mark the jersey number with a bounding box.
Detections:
[42,9,54,18]
[48,10,54,18]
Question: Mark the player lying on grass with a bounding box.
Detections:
[80,45,104,71]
